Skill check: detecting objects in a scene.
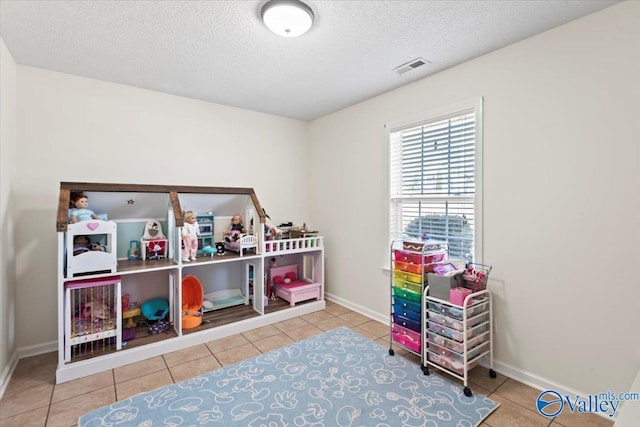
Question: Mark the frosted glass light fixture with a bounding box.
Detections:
[261,0,314,37]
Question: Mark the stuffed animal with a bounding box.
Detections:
[215,241,226,255]
[82,301,110,320]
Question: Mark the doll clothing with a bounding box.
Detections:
[69,208,96,222]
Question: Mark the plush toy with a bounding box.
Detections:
[82,301,110,320]
[90,242,104,252]
[215,241,226,255]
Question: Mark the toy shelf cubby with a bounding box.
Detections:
[56,182,325,384]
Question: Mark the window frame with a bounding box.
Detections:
[385,97,484,263]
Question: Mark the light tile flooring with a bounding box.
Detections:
[0,301,613,427]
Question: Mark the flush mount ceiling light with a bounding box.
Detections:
[261,0,314,37]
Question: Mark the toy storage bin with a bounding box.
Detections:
[392,323,421,343]
[392,277,422,294]
[427,330,490,354]
[427,319,489,342]
[427,272,464,300]
[392,303,421,322]
[394,296,421,314]
[462,263,492,292]
[450,287,472,306]
[428,310,488,332]
[393,269,424,285]
[428,339,488,363]
[393,249,447,265]
[392,313,421,333]
[427,350,481,376]
[427,300,488,320]
[393,260,423,274]
[392,329,421,353]
[392,286,421,303]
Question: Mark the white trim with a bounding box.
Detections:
[325,293,387,325]
[0,351,18,400]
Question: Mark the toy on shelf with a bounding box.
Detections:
[269,264,321,307]
[141,297,170,334]
[182,275,204,329]
[181,210,200,262]
[127,241,140,261]
[140,219,168,261]
[66,221,117,277]
[223,214,257,256]
[68,192,101,223]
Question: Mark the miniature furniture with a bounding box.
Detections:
[66,220,117,277]
[140,219,168,260]
[182,275,204,329]
[224,234,258,256]
[196,213,214,255]
[269,264,321,306]
[64,276,122,362]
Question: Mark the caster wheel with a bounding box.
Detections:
[464,387,472,397]
[421,365,430,375]
[388,349,395,356]
[489,369,497,378]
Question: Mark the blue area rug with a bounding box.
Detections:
[79,327,499,426]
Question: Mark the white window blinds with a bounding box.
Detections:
[389,99,482,261]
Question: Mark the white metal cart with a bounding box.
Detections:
[423,287,497,396]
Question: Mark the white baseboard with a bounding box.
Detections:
[0,351,18,400]
[325,292,387,325]
[17,340,57,359]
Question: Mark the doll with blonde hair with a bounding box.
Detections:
[181,211,200,262]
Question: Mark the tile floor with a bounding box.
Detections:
[0,301,613,427]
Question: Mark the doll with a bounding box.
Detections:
[224,214,246,242]
[181,210,200,262]
[69,192,101,223]
[73,235,104,255]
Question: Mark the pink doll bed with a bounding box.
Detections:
[270,264,321,307]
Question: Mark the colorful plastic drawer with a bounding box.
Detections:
[427,300,488,320]
[392,277,422,294]
[392,286,421,303]
[393,260,423,274]
[392,313,421,333]
[393,250,447,265]
[392,331,421,353]
[428,311,489,332]
[427,350,481,376]
[392,322,421,343]
[427,340,488,364]
[392,304,421,322]
[427,320,489,342]
[394,296,421,314]
[393,270,424,285]
[427,330,489,354]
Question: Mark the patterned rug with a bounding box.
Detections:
[79,327,499,426]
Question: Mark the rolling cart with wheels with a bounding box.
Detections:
[388,239,448,375]
[423,286,496,396]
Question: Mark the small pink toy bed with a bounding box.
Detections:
[270,264,321,307]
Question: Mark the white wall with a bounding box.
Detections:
[14,67,310,350]
[308,1,640,396]
[0,37,18,394]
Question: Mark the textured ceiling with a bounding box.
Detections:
[0,0,620,121]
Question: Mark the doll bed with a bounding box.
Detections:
[270,264,321,307]
[224,234,258,256]
[202,289,247,311]
[66,220,117,277]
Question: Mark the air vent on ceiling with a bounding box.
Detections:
[393,57,430,75]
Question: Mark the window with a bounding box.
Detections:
[388,98,483,262]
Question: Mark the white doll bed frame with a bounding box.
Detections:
[66,220,117,277]
[269,264,321,307]
[224,234,258,256]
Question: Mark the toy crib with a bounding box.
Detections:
[64,276,122,362]
[224,234,258,256]
[66,220,118,277]
[269,264,321,307]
